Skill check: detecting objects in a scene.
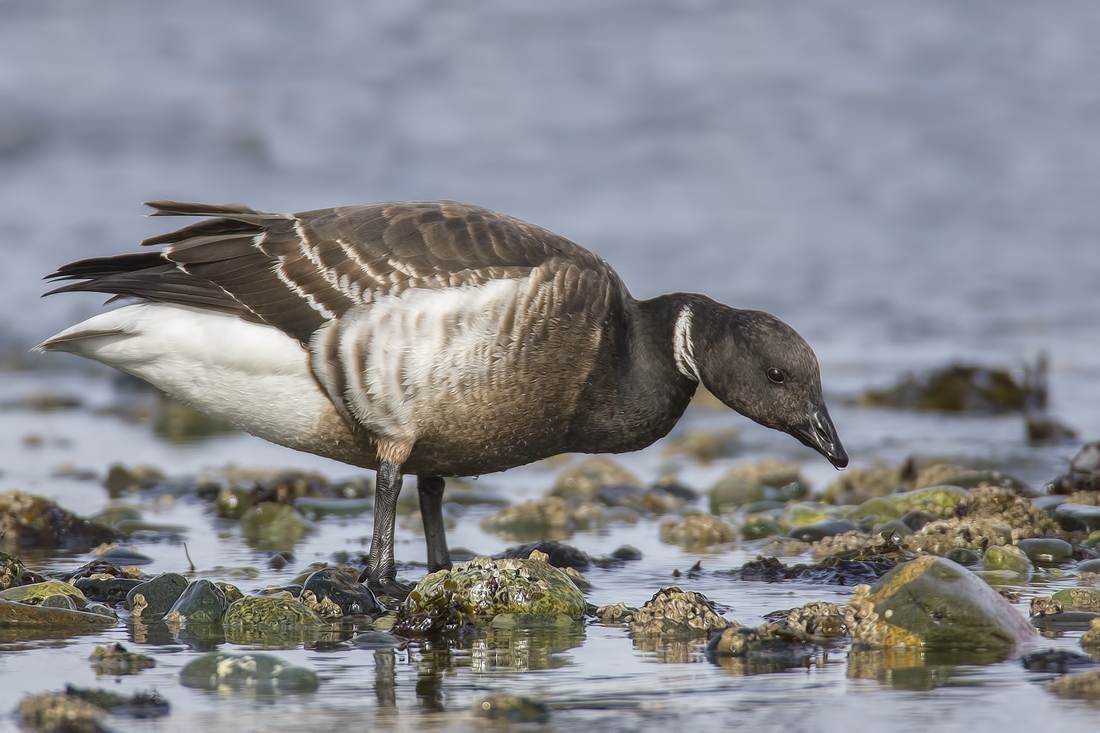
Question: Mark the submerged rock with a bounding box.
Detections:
[18,691,105,733]
[179,652,319,693]
[473,694,550,724]
[394,552,586,635]
[1048,669,1100,700]
[1051,588,1100,613]
[659,513,737,549]
[63,685,169,719]
[88,643,155,675]
[0,491,122,551]
[238,502,316,549]
[628,587,728,638]
[846,556,1036,649]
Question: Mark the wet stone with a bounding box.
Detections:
[705,622,818,671]
[944,548,981,566]
[901,510,938,531]
[216,582,244,604]
[981,545,1032,573]
[741,517,783,540]
[238,502,316,549]
[1032,611,1100,632]
[474,694,550,724]
[395,552,586,635]
[1078,558,1100,574]
[1048,669,1100,699]
[167,579,228,624]
[889,485,969,517]
[89,505,142,528]
[1054,503,1100,533]
[787,518,859,543]
[494,540,592,570]
[0,599,115,629]
[846,556,1037,649]
[659,513,737,549]
[96,546,154,565]
[103,464,165,496]
[1029,596,1064,617]
[63,685,169,719]
[179,652,319,693]
[224,595,323,629]
[215,485,253,519]
[1082,618,1100,646]
[550,456,640,501]
[872,519,913,540]
[1022,648,1097,673]
[481,496,606,540]
[852,362,1037,413]
[0,551,27,590]
[1052,588,1100,613]
[781,502,840,528]
[41,595,75,610]
[628,587,728,638]
[1017,537,1073,564]
[18,692,105,733]
[709,478,769,513]
[592,484,683,515]
[942,470,1031,495]
[89,643,155,675]
[0,490,122,551]
[293,496,373,519]
[736,554,896,586]
[845,497,903,523]
[126,573,188,619]
[0,580,86,606]
[350,630,407,650]
[301,567,382,616]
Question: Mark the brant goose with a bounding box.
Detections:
[39,200,847,593]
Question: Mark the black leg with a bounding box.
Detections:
[417,476,453,573]
[363,459,406,596]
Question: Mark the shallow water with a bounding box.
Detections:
[2,1,1100,731]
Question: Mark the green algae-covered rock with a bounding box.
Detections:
[889,485,969,517]
[402,552,586,625]
[847,556,1036,649]
[0,580,86,605]
[781,502,841,528]
[0,598,115,628]
[981,544,1032,573]
[1052,588,1100,613]
[845,497,903,523]
[179,652,318,693]
[238,502,316,549]
[223,595,323,630]
[658,513,737,549]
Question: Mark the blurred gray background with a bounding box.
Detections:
[3,0,1099,417]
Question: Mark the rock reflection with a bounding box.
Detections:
[632,636,705,664]
[374,650,397,709]
[848,648,1011,690]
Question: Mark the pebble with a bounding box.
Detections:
[1055,503,1100,533]
[944,548,981,566]
[1016,537,1073,565]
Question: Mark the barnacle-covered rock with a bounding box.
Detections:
[0,491,122,551]
[658,513,737,549]
[394,552,586,635]
[628,587,728,638]
[88,643,155,675]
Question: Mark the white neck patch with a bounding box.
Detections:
[672,305,701,382]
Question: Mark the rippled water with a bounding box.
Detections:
[2,1,1100,731]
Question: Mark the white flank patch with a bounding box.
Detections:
[328,277,530,441]
[39,303,332,451]
[672,305,701,382]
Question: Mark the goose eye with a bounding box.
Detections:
[766,368,786,384]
